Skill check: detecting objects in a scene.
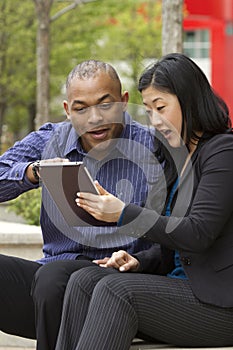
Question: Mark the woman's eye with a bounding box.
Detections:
[157,106,164,111]
[146,109,152,116]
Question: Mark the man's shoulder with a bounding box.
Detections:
[125,113,150,136]
[38,120,70,133]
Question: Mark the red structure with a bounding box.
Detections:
[184,0,233,118]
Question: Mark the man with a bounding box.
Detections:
[0,60,161,350]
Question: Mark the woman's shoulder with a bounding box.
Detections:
[202,131,233,151]
[198,131,233,162]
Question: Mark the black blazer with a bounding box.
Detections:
[120,133,233,307]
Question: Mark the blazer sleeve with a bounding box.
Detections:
[133,244,174,275]
[118,134,233,253]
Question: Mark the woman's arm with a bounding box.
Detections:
[76,135,233,254]
[120,135,233,252]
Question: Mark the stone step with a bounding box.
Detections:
[0,332,36,349]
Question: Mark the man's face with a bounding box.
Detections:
[64,72,128,156]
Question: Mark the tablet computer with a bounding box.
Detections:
[39,161,115,227]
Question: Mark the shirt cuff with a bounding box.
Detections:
[117,206,126,227]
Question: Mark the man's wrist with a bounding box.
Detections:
[31,160,41,182]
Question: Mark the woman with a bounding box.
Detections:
[55,53,233,350]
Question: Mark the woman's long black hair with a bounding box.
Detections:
[138,53,232,188]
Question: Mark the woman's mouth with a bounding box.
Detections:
[160,129,172,139]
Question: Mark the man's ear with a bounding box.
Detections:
[121,91,129,111]
[63,100,70,120]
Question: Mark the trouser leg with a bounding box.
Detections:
[75,273,233,350]
[31,259,96,350]
[55,265,119,350]
[0,254,40,338]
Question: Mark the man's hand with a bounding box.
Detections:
[93,250,140,272]
[26,158,69,184]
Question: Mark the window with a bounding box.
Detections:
[183,30,210,58]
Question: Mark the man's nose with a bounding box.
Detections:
[87,106,103,123]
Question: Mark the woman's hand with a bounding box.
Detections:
[93,250,140,272]
[76,182,125,223]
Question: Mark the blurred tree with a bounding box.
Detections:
[34,0,96,129]
[0,1,36,152]
[1,0,163,150]
[162,0,183,55]
[50,0,162,122]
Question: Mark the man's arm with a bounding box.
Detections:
[0,122,58,202]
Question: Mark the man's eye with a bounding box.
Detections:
[74,107,88,114]
[98,103,113,110]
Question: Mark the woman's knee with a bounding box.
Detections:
[67,266,118,297]
[92,273,130,301]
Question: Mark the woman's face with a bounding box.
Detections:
[141,86,183,148]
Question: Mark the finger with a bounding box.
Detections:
[119,260,139,272]
[111,250,128,262]
[93,258,109,265]
[104,258,121,269]
[94,182,109,195]
[76,197,97,209]
[119,263,131,272]
[76,202,98,217]
[77,192,99,202]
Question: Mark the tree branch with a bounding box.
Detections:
[50,0,97,22]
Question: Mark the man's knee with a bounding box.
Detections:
[31,260,94,303]
[31,261,72,302]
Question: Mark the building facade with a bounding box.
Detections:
[183,0,233,118]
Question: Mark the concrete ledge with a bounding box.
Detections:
[0,221,43,261]
[0,332,36,349]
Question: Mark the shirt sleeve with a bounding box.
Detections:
[0,123,56,201]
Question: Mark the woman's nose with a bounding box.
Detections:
[149,112,163,127]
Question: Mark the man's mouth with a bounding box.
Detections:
[87,127,110,140]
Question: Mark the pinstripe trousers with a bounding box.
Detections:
[55,265,233,350]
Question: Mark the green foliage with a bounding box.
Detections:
[8,188,41,226]
[0,1,36,133]
[1,0,162,143]
[49,0,162,121]
[1,0,163,222]
[50,0,162,83]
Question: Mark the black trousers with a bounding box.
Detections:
[0,254,95,350]
[55,266,233,350]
